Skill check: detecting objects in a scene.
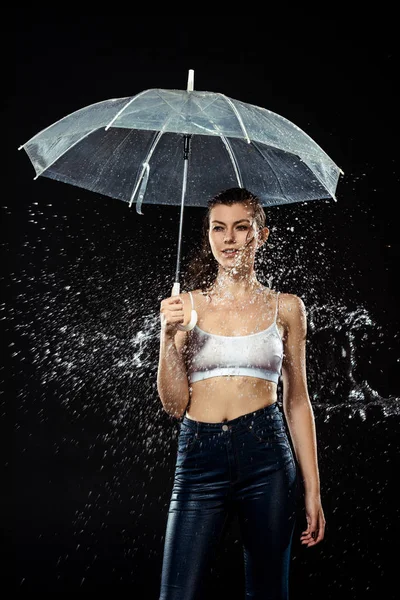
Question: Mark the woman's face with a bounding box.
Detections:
[208,202,267,270]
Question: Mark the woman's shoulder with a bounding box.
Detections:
[277,291,306,309]
[276,292,307,332]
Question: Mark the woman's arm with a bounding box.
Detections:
[157,294,191,419]
[157,330,190,419]
[281,293,326,546]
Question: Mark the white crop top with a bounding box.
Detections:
[185,291,284,384]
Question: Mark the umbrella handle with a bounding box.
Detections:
[171,282,198,331]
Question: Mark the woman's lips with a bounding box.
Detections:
[222,250,238,258]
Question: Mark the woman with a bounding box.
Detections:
[157,187,325,599]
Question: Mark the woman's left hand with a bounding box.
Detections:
[300,493,326,547]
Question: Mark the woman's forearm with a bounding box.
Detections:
[283,399,321,495]
[157,330,190,419]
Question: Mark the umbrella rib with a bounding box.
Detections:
[189,94,221,115]
[18,97,129,148]
[252,104,344,177]
[154,89,184,113]
[220,136,243,187]
[105,89,150,130]
[154,89,219,118]
[251,141,290,201]
[220,95,251,144]
[128,130,164,210]
[32,128,97,179]
[128,105,188,211]
[254,141,339,202]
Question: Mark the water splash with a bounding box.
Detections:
[305,302,399,413]
[6,197,398,589]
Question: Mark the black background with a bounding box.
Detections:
[9,10,400,599]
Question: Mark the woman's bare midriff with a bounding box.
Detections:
[185,377,277,422]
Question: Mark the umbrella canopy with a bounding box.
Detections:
[19,71,342,213]
[19,70,343,330]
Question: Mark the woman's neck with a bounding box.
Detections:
[208,277,267,302]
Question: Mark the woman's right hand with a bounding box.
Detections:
[159,296,185,337]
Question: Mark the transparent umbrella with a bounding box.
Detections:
[18,69,343,330]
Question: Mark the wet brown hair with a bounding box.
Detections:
[181,187,267,295]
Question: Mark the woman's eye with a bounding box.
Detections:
[213,226,247,231]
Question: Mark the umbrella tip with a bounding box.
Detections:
[187,69,194,92]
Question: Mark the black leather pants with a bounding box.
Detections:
[159,402,298,599]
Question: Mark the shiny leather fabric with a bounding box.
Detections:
[159,403,298,599]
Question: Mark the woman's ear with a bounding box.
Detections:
[257,227,269,247]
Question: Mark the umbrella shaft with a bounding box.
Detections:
[175,135,192,283]
[175,157,188,283]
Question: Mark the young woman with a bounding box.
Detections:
[157,187,325,599]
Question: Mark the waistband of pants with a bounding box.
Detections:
[181,402,281,433]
